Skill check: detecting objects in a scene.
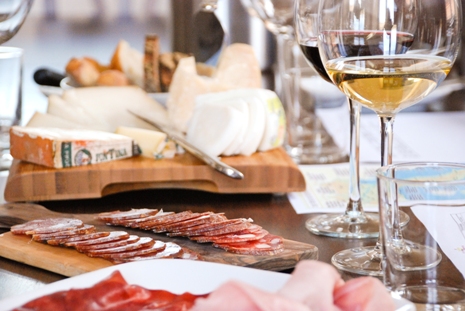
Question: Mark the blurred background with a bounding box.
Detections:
[9,0,277,126]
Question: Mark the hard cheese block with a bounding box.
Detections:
[10,126,139,168]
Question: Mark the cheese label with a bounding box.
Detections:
[58,141,135,168]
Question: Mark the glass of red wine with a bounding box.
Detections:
[294,0,379,238]
[319,0,461,275]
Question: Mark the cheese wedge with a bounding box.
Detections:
[10,126,138,168]
[115,126,167,159]
[26,112,83,129]
[48,86,169,133]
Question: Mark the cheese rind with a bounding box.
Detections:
[10,126,138,168]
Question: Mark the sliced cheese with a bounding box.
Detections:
[10,126,137,168]
[186,102,243,158]
[221,99,249,156]
[115,126,167,159]
[238,97,266,156]
[47,94,109,131]
[26,112,83,129]
[58,86,168,132]
[258,90,286,151]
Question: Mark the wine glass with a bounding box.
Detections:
[319,0,461,275]
[0,0,33,44]
[240,0,294,100]
[294,0,379,238]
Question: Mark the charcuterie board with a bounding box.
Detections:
[0,203,318,277]
[4,148,305,202]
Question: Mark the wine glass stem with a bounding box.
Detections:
[346,99,363,214]
[275,33,294,101]
[379,115,405,251]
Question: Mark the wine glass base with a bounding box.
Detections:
[305,212,379,238]
[331,246,383,276]
[332,240,443,277]
[286,144,348,165]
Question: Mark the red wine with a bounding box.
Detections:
[299,41,331,83]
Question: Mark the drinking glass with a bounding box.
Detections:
[294,0,379,238]
[377,162,465,309]
[319,0,461,275]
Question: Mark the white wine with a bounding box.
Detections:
[326,55,452,116]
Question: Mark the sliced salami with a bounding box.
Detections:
[113,211,175,228]
[191,226,268,244]
[110,242,184,264]
[11,218,84,235]
[213,234,284,255]
[194,221,253,237]
[32,224,96,242]
[84,237,155,256]
[170,218,247,237]
[154,212,216,233]
[137,211,194,230]
[95,240,167,260]
[75,235,140,252]
[47,232,111,246]
[97,208,159,223]
[64,231,130,247]
[151,213,204,233]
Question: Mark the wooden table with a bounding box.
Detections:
[0,188,376,301]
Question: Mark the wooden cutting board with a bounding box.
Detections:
[0,203,318,277]
[4,148,305,202]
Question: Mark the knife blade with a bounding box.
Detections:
[128,110,244,180]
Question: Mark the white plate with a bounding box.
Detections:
[0,259,415,311]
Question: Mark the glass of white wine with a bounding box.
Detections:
[318,0,461,275]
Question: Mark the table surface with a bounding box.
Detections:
[0,188,380,301]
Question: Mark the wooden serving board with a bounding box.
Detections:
[0,203,318,277]
[4,148,305,202]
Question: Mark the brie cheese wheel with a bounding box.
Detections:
[221,99,249,156]
[258,90,286,152]
[237,97,266,156]
[115,126,167,159]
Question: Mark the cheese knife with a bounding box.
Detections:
[128,110,244,180]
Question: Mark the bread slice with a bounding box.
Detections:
[110,40,144,88]
[143,34,162,93]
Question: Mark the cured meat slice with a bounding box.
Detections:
[75,235,140,252]
[32,224,96,242]
[153,212,219,233]
[137,211,194,230]
[64,231,130,247]
[47,232,111,246]
[169,218,247,237]
[96,240,167,260]
[11,218,84,235]
[165,213,226,233]
[85,237,155,256]
[97,208,159,223]
[191,226,268,244]
[111,242,184,264]
[213,234,284,255]
[112,211,175,228]
[193,220,252,237]
[175,248,204,261]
